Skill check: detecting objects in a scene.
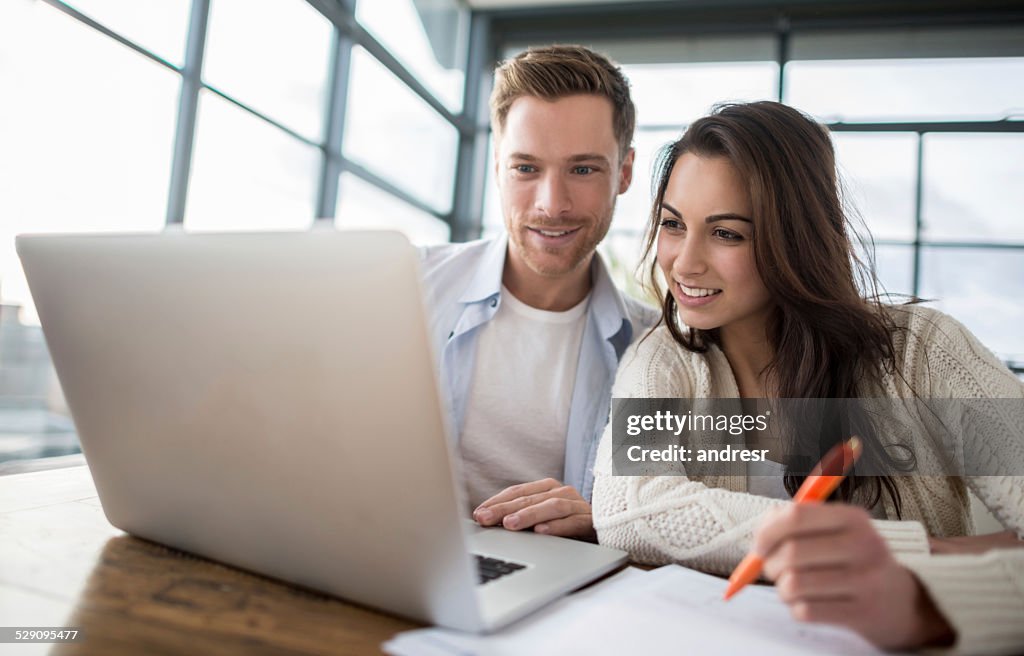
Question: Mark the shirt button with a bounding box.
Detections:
[490,298,498,307]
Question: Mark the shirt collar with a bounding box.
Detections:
[457,233,634,342]
[457,233,508,304]
[589,248,634,344]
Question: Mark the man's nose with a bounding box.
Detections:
[534,172,572,218]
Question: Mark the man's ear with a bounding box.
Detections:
[618,147,635,195]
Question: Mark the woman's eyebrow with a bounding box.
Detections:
[661,204,751,224]
[706,213,752,224]
[661,202,682,218]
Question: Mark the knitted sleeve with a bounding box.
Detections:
[907,308,1024,537]
[592,330,929,574]
[902,549,1024,655]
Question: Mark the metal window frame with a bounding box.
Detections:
[41,0,479,233]
[166,0,209,224]
[305,0,476,231]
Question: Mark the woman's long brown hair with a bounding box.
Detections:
[641,101,914,513]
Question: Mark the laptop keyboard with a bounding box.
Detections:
[474,554,527,585]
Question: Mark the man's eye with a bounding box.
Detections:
[713,227,742,241]
[572,166,594,175]
[514,164,536,174]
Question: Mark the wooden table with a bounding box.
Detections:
[0,466,417,655]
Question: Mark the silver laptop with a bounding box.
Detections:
[17,229,626,632]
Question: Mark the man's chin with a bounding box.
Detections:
[521,250,591,278]
[507,229,601,278]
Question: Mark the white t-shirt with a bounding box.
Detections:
[458,286,590,509]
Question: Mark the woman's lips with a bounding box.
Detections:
[674,281,722,307]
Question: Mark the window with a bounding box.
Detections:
[0,2,178,461]
[185,91,321,232]
[0,2,177,323]
[832,133,917,243]
[343,47,459,215]
[783,28,1024,360]
[785,58,1024,123]
[625,61,779,126]
[335,172,450,245]
[1,0,467,468]
[872,245,916,298]
[203,0,332,142]
[64,0,191,65]
[922,134,1024,243]
[356,0,466,112]
[920,248,1024,361]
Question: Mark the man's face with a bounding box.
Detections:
[494,94,634,281]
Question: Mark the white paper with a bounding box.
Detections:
[382,565,885,656]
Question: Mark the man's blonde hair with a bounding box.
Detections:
[489,45,636,158]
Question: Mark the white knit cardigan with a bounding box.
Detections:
[592,304,1024,655]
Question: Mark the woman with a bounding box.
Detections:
[591,101,1024,652]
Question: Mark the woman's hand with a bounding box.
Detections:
[929,530,1023,555]
[753,504,955,650]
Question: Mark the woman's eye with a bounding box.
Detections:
[659,218,683,230]
[713,227,742,241]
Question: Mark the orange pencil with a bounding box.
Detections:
[722,436,863,601]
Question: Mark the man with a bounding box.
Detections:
[421,45,657,540]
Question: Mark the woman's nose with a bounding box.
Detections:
[671,234,708,278]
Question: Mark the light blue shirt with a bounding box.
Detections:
[419,235,658,500]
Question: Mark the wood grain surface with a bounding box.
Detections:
[0,466,416,655]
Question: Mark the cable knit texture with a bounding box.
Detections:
[903,550,1024,655]
[592,305,1024,653]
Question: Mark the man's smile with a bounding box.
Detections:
[526,225,583,244]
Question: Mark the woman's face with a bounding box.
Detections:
[656,153,773,339]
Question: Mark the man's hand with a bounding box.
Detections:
[753,504,954,651]
[473,478,596,541]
